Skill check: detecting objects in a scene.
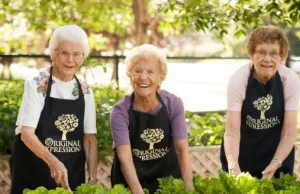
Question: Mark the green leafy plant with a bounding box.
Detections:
[22,172,300,194]
[186,112,225,146]
[0,80,23,155]
[91,83,125,160]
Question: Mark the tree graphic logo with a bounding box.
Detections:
[140,128,164,150]
[55,114,79,140]
[253,94,273,119]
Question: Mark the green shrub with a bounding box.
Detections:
[91,84,125,160]
[0,80,23,155]
[186,112,225,146]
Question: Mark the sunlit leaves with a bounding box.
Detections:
[158,0,300,39]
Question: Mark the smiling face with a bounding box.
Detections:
[130,59,162,100]
[51,41,84,81]
[251,42,283,84]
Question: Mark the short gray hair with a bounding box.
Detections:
[125,44,168,82]
[48,25,89,58]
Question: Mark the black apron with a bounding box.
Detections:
[10,67,85,193]
[220,67,294,178]
[111,93,181,194]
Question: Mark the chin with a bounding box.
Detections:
[135,91,152,97]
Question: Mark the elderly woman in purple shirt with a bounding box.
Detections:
[110,44,193,194]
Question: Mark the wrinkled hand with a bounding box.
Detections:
[130,187,144,194]
[184,184,194,191]
[88,179,98,185]
[48,159,69,189]
[262,162,279,179]
[229,164,241,176]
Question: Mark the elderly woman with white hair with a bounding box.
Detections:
[10,25,98,193]
[110,44,193,194]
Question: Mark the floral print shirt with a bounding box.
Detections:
[15,67,97,134]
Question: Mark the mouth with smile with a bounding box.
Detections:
[64,65,75,69]
[138,84,150,88]
[261,64,273,69]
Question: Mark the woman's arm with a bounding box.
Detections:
[20,126,69,189]
[84,134,98,184]
[116,145,144,194]
[223,111,242,175]
[174,139,194,191]
[262,110,297,179]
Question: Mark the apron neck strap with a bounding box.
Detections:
[47,66,83,98]
[130,92,165,111]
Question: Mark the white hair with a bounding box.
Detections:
[125,44,168,82]
[48,25,89,57]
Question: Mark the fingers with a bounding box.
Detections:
[262,165,275,179]
[49,160,69,187]
[61,174,70,189]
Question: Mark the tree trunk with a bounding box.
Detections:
[260,110,266,120]
[62,131,67,140]
[149,142,154,150]
[133,0,149,45]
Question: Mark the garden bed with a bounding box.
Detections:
[1,143,300,194]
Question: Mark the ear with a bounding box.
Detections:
[50,52,56,61]
[250,54,254,61]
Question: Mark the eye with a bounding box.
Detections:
[147,70,154,75]
[73,53,80,57]
[270,52,278,57]
[61,51,68,55]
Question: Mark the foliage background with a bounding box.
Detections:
[0,80,227,159]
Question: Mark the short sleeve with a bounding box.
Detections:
[227,66,249,111]
[169,97,188,140]
[283,71,300,110]
[16,78,44,129]
[83,88,97,134]
[110,98,130,148]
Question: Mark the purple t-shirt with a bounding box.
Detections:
[110,90,188,148]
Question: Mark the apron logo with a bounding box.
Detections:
[253,94,273,120]
[132,128,169,161]
[246,94,280,130]
[55,114,79,140]
[44,138,81,153]
[141,128,164,150]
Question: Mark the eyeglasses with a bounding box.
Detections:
[254,50,280,58]
[56,51,84,62]
[131,70,155,78]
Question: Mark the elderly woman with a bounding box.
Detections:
[110,44,193,194]
[9,25,98,193]
[220,25,300,179]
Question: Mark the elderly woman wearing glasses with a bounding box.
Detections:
[220,25,300,179]
[10,25,98,193]
[110,44,193,194]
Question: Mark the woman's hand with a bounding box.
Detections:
[262,161,280,179]
[87,178,98,185]
[229,163,241,176]
[48,159,69,189]
[130,187,144,194]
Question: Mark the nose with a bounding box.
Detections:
[263,54,272,61]
[139,72,148,79]
[66,54,73,61]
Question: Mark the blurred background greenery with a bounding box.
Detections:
[1,0,300,159]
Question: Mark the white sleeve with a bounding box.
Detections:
[227,75,245,111]
[16,78,44,129]
[284,71,300,110]
[83,88,97,134]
